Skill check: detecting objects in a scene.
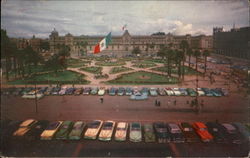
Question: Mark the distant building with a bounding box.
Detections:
[213,26,250,60]
[49,29,213,57]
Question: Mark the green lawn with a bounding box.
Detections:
[95,61,125,66]
[106,71,179,85]
[109,66,133,74]
[151,66,201,75]
[67,58,90,68]
[8,70,89,85]
[80,66,102,74]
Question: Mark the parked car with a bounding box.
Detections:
[90,87,98,95]
[144,123,156,143]
[24,120,49,140]
[51,87,61,95]
[68,121,86,140]
[192,122,213,142]
[180,122,200,142]
[38,87,48,94]
[125,87,133,96]
[13,119,37,137]
[167,123,185,143]
[210,89,222,97]
[115,122,128,141]
[40,121,63,140]
[140,87,149,96]
[84,120,103,139]
[98,121,115,141]
[22,87,34,95]
[98,87,105,96]
[83,87,91,95]
[221,123,244,144]
[220,88,229,96]
[133,88,141,95]
[22,93,44,99]
[158,88,166,96]
[149,88,158,96]
[59,86,67,95]
[130,93,148,100]
[55,121,73,140]
[164,88,174,96]
[196,88,205,96]
[108,87,117,96]
[74,88,83,95]
[187,88,197,97]
[172,88,181,96]
[44,87,53,95]
[117,87,125,96]
[65,87,76,95]
[179,88,188,96]
[201,88,213,96]
[232,122,250,142]
[206,122,227,143]
[129,122,142,142]
[154,122,170,143]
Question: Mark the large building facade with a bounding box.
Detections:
[213,26,250,60]
[49,29,213,57]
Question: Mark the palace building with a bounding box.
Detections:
[49,29,213,57]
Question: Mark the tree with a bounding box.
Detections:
[132,47,141,56]
[186,48,193,68]
[40,41,50,51]
[194,50,201,71]
[180,40,189,80]
[202,50,211,74]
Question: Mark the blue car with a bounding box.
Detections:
[109,87,117,96]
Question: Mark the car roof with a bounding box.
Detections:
[194,122,207,128]
[20,119,35,127]
[222,123,236,130]
[117,122,127,128]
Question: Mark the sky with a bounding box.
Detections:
[1,0,249,38]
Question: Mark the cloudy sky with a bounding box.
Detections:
[1,0,249,38]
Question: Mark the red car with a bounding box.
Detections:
[192,122,213,142]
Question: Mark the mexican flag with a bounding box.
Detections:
[93,32,112,54]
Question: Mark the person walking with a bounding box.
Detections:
[158,101,161,107]
[174,100,177,105]
[100,97,104,103]
[155,99,158,106]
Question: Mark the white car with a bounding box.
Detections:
[98,121,115,141]
[22,93,44,99]
[129,122,142,142]
[59,86,67,95]
[115,122,128,141]
[84,120,103,139]
[98,87,105,96]
[164,88,174,96]
[196,88,205,96]
[172,88,181,96]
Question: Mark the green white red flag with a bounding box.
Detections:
[94,32,112,54]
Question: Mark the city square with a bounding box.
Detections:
[1,0,250,157]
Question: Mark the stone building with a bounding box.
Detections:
[48,29,213,57]
[213,26,250,60]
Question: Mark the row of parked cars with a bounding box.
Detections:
[2,86,228,98]
[12,119,249,144]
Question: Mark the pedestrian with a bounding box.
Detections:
[155,99,158,106]
[100,97,104,103]
[174,100,176,105]
[186,100,189,104]
[158,101,161,107]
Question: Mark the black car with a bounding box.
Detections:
[153,122,170,143]
[38,87,48,94]
[166,123,185,143]
[206,122,227,143]
[180,122,200,142]
[24,120,49,140]
[221,123,244,144]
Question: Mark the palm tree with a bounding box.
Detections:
[193,50,201,71]
[202,50,210,74]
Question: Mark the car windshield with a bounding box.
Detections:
[89,121,100,128]
[103,122,113,129]
[62,124,69,129]
[47,122,59,130]
[132,123,140,129]
[74,123,83,130]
